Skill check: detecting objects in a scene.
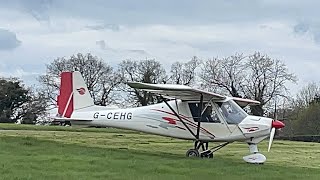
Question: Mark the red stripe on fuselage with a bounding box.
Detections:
[162,117,177,125]
[152,109,215,137]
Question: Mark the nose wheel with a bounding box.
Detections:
[243,143,266,164]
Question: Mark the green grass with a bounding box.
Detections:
[0,124,319,179]
[0,123,133,133]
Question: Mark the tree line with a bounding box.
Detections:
[0,52,318,136]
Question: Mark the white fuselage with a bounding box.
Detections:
[69,100,272,143]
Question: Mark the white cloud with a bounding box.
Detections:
[1,0,320,95]
[0,29,21,50]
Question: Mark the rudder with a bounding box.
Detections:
[57,71,94,118]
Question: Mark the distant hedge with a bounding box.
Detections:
[278,136,320,143]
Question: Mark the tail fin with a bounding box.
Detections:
[57,71,94,118]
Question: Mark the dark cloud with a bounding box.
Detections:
[0,29,21,50]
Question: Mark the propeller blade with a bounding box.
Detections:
[268,127,276,152]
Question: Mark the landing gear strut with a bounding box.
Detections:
[161,95,227,160]
[243,143,266,164]
[186,141,229,159]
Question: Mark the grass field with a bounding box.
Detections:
[0,124,319,180]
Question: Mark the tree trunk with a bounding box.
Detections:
[250,105,264,116]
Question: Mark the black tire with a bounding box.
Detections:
[201,151,214,159]
[186,149,200,157]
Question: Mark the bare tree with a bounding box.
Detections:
[38,53,121,106]
[200,53,246,97]
[294,82,320,108]
[118,58,167,106]
[200,52,297,116]
[285,83,320,136]
[169,56,200,85]
[244,52,297,115]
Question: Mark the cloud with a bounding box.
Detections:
[96,40,107,50]
[0,67,41,87]
[0,0,52,22]
[293,22,310,35]
[0,29,21,50]
[127,49,148,55]
[95,39,148,56]
[1,0,320,95]
[0,67,39,78]
[86,23,120,32]
[293,21,320,44]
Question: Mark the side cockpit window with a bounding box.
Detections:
[217,100,248,124]
[188,103,221,123]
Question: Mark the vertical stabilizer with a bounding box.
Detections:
[57,72,74,118]
[72,71,95,110]
[57,71,94,118]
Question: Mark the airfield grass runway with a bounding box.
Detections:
[0,124,319,180]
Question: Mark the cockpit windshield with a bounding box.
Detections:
[217,100,248,124]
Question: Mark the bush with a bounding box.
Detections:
[278,135,320,143]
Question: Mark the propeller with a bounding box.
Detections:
[268,99,277,152]
[268,99,285,152]
[268,126,276,152]
[267,120,285,152]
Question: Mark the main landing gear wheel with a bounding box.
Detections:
[186,142,229,159]
[186,149,200,157]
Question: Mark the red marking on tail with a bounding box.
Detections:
[162,117,177,125]
[77,87,86,95]
[57,72,74,118]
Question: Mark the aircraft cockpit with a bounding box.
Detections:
[217,100,248,124]
[188,99,248,125]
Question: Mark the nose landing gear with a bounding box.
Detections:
[243,143,266,164]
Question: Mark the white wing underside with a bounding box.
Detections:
[128,82,225,101]
[127,82,260,107]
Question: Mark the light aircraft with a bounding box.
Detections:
[55,71,285,164]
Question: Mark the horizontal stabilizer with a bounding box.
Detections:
[53,117,93,122]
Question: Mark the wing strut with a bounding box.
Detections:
[160,94,205,146]
[196,94,203,140]
[160,96,197,138]
[194,94,204,149]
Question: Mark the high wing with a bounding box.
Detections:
[231,97,260,107]
[127,82,260,107]
[127,82,225,101]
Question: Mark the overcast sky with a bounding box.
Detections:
[0,0,319,94]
